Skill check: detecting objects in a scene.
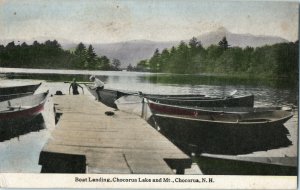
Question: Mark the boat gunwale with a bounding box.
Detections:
[147,99,291,114]
[0,82,41,90]
[0,91,49,114]
[147,94,254,103]
[153,112,293,125]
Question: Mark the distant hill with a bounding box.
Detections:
[198,27,288,48]
[91,40,176,68]
[86,28,288,67]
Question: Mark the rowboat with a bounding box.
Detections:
[115,95,151,118]
[0,83,41,95]
[0,92,34,102]
[151,111,293,154]
[147,94,254,107]
[153,110,292,131]
[115,94,255,116]
[86,87,132,109]
[0,83,41,102]
[143,93,205,100]
[197,153,297,175]
[0,91,49,127]
[86,86,206,109]
[147,99,291,116]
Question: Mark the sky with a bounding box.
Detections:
[0,0,298,44]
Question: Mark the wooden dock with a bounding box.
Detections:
[39,95,192,174]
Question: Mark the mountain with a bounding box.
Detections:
[87,28,288,67]
[91,40,176,68]
[198,27,288,48]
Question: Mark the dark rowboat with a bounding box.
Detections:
[0,83,42,95]
[147,94,254,107]
[0,91,49,127]
[0,83,41,102]
[148,100,291,116]
[151,111,293,154]
[153,111,292,132]
[143,93,205,100]
[197,153,297,175]
[86,87,132,109]
[0,92,34,102]
[86,86,206,109]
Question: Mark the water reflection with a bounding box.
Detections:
[0,114,45,142]
[145,74,298,89]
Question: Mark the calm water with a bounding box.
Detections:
[2,68,298,107]
[0,69,298,173]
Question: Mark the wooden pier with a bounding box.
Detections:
[39,94,192,174]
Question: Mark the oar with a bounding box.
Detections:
[7,105,31,110]
[6,100,30,110]
[228,89,238,97]
[64,81,93,84]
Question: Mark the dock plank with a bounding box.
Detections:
[40,95,191,174]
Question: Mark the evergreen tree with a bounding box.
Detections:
[74,42,87,68]
[74,42,86,55]
[127,64,133,71]
[87,44,97,69]
[6,41,16,49]
[136,59,148,71]
[99,56,111,70]
[218,37,229,50]
[189,37,198,50]
[111,58,121,70]
[170,41,189,73]
[149,49,161,72]
[160,49,170,71]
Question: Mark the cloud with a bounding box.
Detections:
[0,0,298,43]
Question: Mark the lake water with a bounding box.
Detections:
[0,68,298,173]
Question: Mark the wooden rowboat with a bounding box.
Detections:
[151,111,293,154]
[86,86,206,109]
[0,83,41,102]
[153,110,293,132]
[86,87,132,109]
[0,83,41,95]
[115,94,255,116]
[0,92,34,102]
[143,93,205,100]
[148,100,291,116]
[0,91,49,127]
[147,94,254,107]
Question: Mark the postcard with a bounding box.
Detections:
[0,0,298,189]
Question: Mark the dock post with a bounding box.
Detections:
[176,167,185,174]
[141,97,144,118]
[39,152,86,173]
[141,97,147,119]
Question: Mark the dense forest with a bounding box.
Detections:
[0,37,298,81]
[136,37,299,80]
[0,40,121,70]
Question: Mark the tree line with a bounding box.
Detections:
[136,37,299,80]
[0,38,298,81]
[0,40,121,70]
